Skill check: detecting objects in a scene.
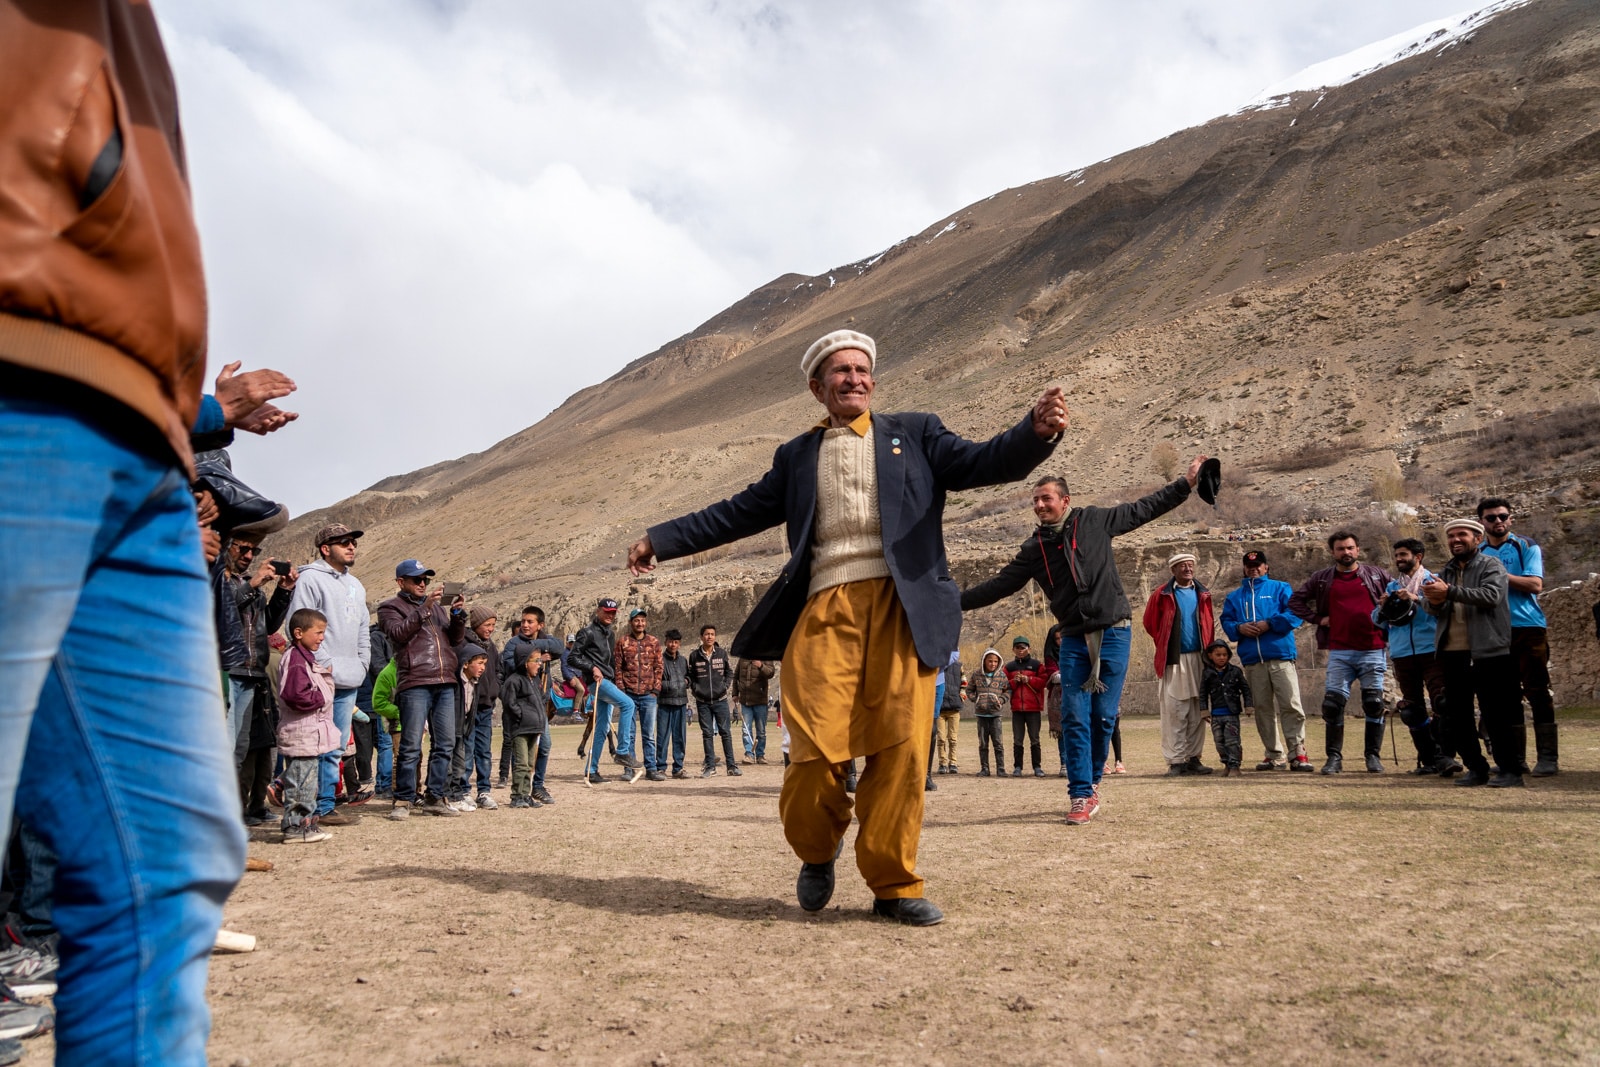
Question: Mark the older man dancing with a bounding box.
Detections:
[629,329,1063,924]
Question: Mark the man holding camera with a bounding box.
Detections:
[215,535,297,808]
[288,523,372,823]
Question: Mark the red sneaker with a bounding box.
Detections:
[1066,797,1091,826]
[1086,785,1101,819]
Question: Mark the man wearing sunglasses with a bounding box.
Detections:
[216,536,296,812]
[287,523,373,823]
[1476,498,1555,776]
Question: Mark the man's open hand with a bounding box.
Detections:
[234,401,298,436]
[1186,454,1209,487]
[214,361,296,428]
[1030,387,1069,439]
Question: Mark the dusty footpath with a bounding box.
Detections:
[23,716,1600,1065]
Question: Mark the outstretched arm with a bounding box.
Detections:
[961,550,1038,611]
[630,452,790,575]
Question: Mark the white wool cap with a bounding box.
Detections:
[802,329,877,381]
[1168,552,1198,569]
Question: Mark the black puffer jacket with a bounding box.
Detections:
[962,478,1192,636]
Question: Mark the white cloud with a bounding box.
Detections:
[155,0,1499,513]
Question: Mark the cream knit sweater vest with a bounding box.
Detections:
[808,423,891,596]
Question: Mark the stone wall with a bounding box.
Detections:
[1544,575,1600,708]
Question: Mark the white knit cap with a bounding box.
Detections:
[1444,518,1485,536]
[801,329,876,381]
[1168,552,1198,569]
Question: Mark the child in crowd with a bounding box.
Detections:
[502,649,551,808]
[1201,641,1252,777]
[969,648,1009,776]
[277,609,339,842]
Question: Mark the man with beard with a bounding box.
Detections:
[1476,498,1554,776]
[1423,519,1522,788]
[1220,550,1309,771]
[1373,539,1457,776]
[571,598,641,785]
[1288,532,1392,774]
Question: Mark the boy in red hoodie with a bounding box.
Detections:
[278,609,339,843]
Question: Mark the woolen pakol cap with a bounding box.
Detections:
[1445,518,1486,536]
[1168,552,1198,568]
[801,329,876,380]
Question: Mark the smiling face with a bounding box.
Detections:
[1447,526,1480,558]
[474,618,497,641]
[1032,483,1069,525]
[808,349,874,424]
[1170,560,1196,586]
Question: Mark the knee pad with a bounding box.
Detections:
[1361,692,1385,723]
[1320,691,1347,724]
[1397,699,1429,729]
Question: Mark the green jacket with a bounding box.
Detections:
[372,659,400,721]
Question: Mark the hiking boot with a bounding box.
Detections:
[1487,772,1525,789]
[699,766,717,779]
[587,772,608,786]
[388,800,412,821]
[755,756,770,765]
[1290,755,1314,772]
[1065,797,1091,826]
[726,765,743,777]
[741,755,753,765]
[645,770,666,782]
[318,810,361,826]
[0,981,53,1040]
[871,898,944,926]
[533,786,555,804]
[475,793,498,810]
[419,795,461,816]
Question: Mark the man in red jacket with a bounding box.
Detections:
[1004,636,1049,777]
[1143,552,1216,775]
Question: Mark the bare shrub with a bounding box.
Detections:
[1447,402,1600,480]
[1258,441,1346,473]
[1151,442,1181,481]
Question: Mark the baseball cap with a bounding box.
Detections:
[314,522,364,547]
[1243,550,1268,566]
[395,559,435,578]
[629,608,648,619]
[1012,635,1030,647]
[597,597,620,611]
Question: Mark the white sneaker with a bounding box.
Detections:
[475,793,498,810]
[448,797,475,813]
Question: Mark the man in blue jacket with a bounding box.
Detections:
[628,329,1062,925]
[1220,550,1309,772]
[1371,538,1457,776]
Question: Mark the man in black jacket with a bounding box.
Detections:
[629,328,1062,926]
[569,598,640,784]
[658,629,692,778]
[689,625,738,778]
[962,464,1203,825]
[214,535,295,812]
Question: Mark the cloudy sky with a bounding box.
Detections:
[157,0,1505,514]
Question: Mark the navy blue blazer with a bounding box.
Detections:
[647,410,1058,668]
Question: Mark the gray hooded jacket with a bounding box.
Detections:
[1425,547,1511,659]
[286,560,371,688]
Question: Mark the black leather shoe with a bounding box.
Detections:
[1320,755,1343,775]
[871,898,945,926]
[797,840,843,912]
[1487,772,1525,788]
[1454,769,1490,787]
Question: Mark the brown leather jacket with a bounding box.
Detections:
[0,1,206,473]
[377,594,468,692]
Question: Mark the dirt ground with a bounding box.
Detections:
[21,714,1600,1066]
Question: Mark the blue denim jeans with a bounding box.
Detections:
[451,705,495,798]
[533,727,552,790]
[1058,625,1132,799]
[630,693,658,771]
[1326,649,1387,720]
[225,674,258,771]
[375,721,395,793]
[317,687,358,814]
[657,705,689,773]
[0,392,244,1063]
[741,704,768,759]
[586,680,637,775]
[396,684,457,802]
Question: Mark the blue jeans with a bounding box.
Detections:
[1058,625,1133,799]
[657,705,688,773]
[225,674,257,771]
[0,393,244,1063]
[533,728,551,791]
[317,688,358,815]
[586,680,637,774]
[452,705,495,798]
[396,684,457,802]
[630,693,658,771]
[741,704,769,759]
[1326,649,1387,719]
[375,721,394,793]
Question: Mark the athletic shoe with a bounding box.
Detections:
[0,1036,22,1066]
[0,981,52,1040]
[1065,798,1091,827]
[586,772,607,786]
[265,779,284,809]
[0,942,56,1000]
[1011,767,1022,778]
[243,814,265,827]
[645,770,666,782]
[388,800,412,821]
[726,765,743,777]
[475,793,498,810]
[948,766,959,775]
[508,796,530,809]
[496,775,509,787]
[318,811,361,826]
[755,757,770,765]
[294,824,332,844]
[419,795,461,816]
[1185,757,1214,776]
[533,786,555,804]
[1087,784,1102,819]
[700,766,718,779]
[1112,761,1126,774]
[613,753,642,771]
[347,788,374,805]
[671,769,688,780]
